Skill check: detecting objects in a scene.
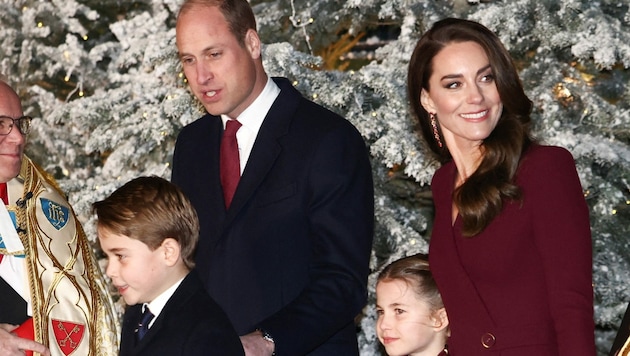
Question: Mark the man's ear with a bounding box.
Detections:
[161,238,181,267]
[244,29,261,59]
[432,307,449,332]
[420,89,436,114]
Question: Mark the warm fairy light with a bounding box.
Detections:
[308,18,314,23]
[143,112,148,118]
[83,35,88,41]
[553,83,574,106]
[612,209,617,215]
[554,83,572,98]
[64,76,70,82]
[37,22,43,28]
[371,112,377,117]
[312,93,318,99]
[293,80,298,86]
[79,91,84,97]
[178,72,184,78]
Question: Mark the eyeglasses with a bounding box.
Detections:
[0,115,32,136]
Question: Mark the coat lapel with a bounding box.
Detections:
[122,274,197,355]
[222,78,298,227]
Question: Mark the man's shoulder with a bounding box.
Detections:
[179,113,220,132]
[272,77,344,120]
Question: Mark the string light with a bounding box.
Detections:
[553,82,574,106]
[37,22,43,28]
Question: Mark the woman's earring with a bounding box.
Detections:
[430,113,443,148]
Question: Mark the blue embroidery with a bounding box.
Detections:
[40,198,69,230]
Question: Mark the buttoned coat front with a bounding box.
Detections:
[429,145,595,355]
[171,77,374,355]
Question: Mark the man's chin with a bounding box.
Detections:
[0,160,22,182]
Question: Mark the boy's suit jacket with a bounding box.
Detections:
[119,270,244,356]
[172,77,374,355]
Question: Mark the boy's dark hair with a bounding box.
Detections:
[93,176,199,270]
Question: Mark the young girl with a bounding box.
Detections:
[376,253,449,356]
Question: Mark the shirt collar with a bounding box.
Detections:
[221,77,280,132]
[145,275,186,325]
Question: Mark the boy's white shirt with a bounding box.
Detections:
[144,275,185,329]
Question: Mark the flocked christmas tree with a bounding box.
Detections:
[0,0,628,354]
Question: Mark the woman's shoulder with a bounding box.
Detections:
[526,143,573,156]
[520,143,576,168]
[518,143,579,184]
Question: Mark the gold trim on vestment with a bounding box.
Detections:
[11,156,120,356]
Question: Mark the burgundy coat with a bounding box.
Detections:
[430,145,595,355]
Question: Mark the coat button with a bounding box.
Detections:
[481,332,496,348]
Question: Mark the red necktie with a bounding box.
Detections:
[220,120,242,208]
[0,182,6,263]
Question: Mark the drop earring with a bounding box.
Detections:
[430,113,443,148]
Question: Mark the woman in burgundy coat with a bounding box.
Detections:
[407,18,595,355]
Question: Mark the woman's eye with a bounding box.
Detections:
[445,81,461,89]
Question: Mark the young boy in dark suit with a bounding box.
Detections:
[93,176,244,356]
